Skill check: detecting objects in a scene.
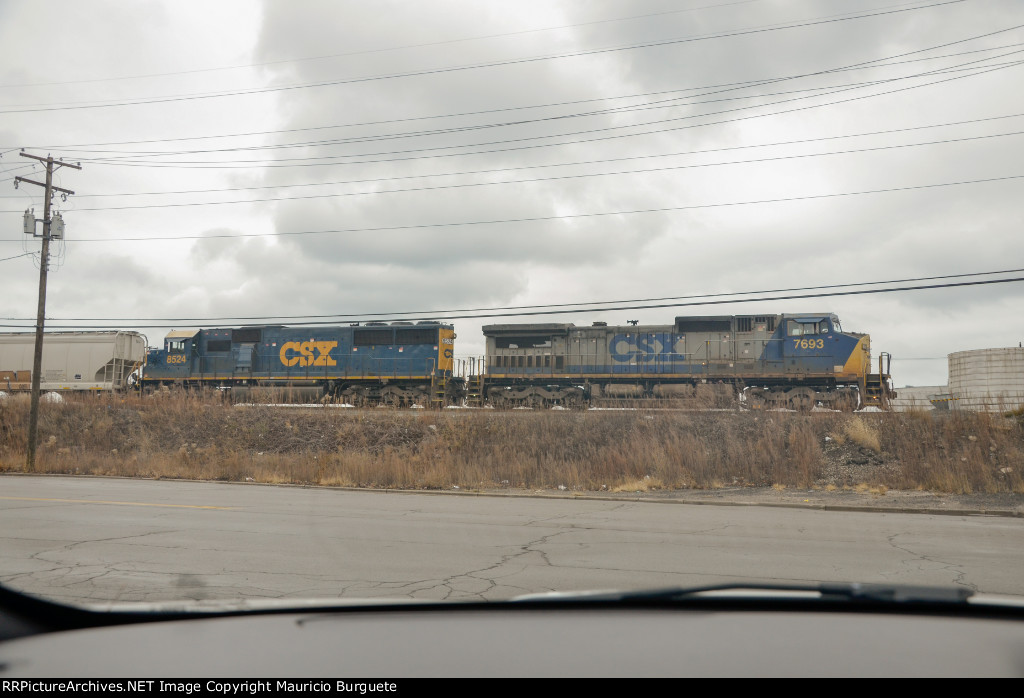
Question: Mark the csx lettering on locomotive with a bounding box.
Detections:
[279,341,338,367]
[609,333,683,362]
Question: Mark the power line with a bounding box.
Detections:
[1,172,1018,244]
[0,0,768,90]
[0,1,967,115]
[0,252,33,264]
[44,41,1024,161]
[7,112,1018,201]
[8,129,1019,213]
[5,275,1022,330]
[21,20,1014,175]
[54,63,1007,163]
[43,80,894,159]
[68,56,1024,169]
[27,267,1024,324]
[17,38,1019,156]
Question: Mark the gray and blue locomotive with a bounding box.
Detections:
[481,313,894,410]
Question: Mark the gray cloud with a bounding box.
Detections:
[0,0,1021,387]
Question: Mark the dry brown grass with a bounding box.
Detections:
[610,476,664,493]
[845,416,881,452]
[1,391,1022,494]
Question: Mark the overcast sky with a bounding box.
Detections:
[1,0,1022,387]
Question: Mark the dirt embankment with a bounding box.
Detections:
[1,392,1021,498]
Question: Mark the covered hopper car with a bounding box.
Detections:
[479,313,895,410]
[0,331,146,393]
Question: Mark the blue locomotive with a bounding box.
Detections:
[481,313,894,410]
[142,322,462,405]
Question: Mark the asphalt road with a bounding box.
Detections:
[1,475,1022,605]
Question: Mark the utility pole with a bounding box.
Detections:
[15,152,80,469]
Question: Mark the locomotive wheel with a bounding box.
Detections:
[343,388,369,408]
[487,388,510,409]
[787,387,816,412]
[744,388,767,410]
[834,391,858,412]
[563,391,586,410]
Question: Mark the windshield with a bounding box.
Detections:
[1,0,1022,610]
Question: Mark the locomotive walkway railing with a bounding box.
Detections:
[193,356,438,382]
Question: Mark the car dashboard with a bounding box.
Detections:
[2,585,1023,677]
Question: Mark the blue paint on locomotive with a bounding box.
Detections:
[143,324,450,384]
[761,316,864,373]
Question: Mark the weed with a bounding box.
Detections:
[1,393,1022,493]
[845,417,881,452]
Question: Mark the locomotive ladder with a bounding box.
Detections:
[863,352,894,409]
[431,375,448,406]
[449,357,485,407]
[465,372,485,407]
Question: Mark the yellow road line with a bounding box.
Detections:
[0,496,234,510]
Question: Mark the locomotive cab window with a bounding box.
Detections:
[787,320,825,336]
[167,340,186,352]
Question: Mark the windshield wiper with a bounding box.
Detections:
[515,582,975,605]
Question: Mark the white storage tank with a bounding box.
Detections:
[948,347,1024,412]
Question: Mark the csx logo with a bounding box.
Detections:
[610,333,683,362]
[279,341,338,367]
